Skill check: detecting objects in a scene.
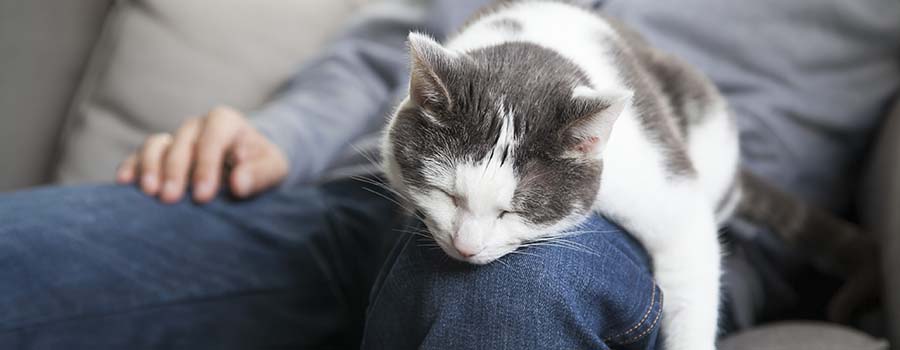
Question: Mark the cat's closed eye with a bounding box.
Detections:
[498,210,521,219]
[436,187,462,207]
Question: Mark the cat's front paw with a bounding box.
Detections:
[668,343,715,350]
[665,337,716,350]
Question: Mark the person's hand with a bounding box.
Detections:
[116,106,289,204]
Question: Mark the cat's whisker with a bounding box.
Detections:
[508,249,542,259]
[351,175,413,203]
[519,239,603,258]
[495,257,512,270]
[359,187,423,220]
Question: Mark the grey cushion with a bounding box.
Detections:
[53,0,366,184]
[719,322,889,350]
[0,0,113,191]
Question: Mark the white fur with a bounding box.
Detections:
[386,3,738,349]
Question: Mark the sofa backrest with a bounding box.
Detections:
[0,0,113,191]
[0,0,367,191]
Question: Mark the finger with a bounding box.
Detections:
[192,107,243,202]
[160,119,202,203]
[117,153,138,184]
[230,134,258,164]
[229,154,287,198]
[139,133,173,195]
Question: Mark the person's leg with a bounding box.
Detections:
[0,179,401,350]
[362,215,663,350]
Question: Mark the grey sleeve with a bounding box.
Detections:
[251,1,427,187]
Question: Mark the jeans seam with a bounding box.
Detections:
[618,288,663,345]
[602,285,655,342]
[602,284,663,345]
[360,232,413,341]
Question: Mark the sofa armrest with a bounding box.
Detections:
[860,95,900,346]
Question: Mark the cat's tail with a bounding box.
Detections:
[735,168,880,323]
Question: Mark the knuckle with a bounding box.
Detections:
[178,118,200,134]
[184,116,201,126]
[144,133,172,151]
[140,142,158,158]
[208,106,237,122]
[150,132,173,143]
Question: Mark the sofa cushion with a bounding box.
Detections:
[719,322,889,350]
[0,0,113,191]
[54,0,367,184]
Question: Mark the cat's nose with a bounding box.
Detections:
[452,238,482,258]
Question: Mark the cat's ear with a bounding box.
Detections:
[407,32,460,112]
[565,86,633,156]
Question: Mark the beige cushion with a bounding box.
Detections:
[719,322,889,350]
[54,0,367,184]
[0,0,113,191]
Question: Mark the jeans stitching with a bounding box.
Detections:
[618,287,663,345]
[602,284,656,342]
[603,284,663,345]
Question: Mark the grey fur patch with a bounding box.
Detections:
[599,17,698,177]
[602,14,722,166]
[489,18,523,33]
[389,42,607,225]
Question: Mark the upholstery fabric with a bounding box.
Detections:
[54,0,365,184]
[0,0,113,191]
[719,322,889,350]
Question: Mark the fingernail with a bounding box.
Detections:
[163,181,179,197]
[116,170,131,183]
[142,174,158,190]
[235,172,253,196]
[195,181,213,198]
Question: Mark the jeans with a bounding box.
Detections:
[0,178,664,349]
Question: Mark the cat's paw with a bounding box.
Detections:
[665,338,716,350]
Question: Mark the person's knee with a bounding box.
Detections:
[364,215,663,349]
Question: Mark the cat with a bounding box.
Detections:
[380,1,878,348]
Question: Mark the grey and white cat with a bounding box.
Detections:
[381,1,878,349]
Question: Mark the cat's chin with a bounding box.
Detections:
[439,245,517,266]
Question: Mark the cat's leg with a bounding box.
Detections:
[649,208,721,350]
[600,185,721,350]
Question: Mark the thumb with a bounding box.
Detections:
[226,130,288,198]
[229,155,287,198]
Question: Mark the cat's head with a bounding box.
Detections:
[383,33,631,264]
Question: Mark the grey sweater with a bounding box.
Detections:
[253,0,900,213]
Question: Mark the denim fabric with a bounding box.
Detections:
[362,216,662,350]
[0,181,404,349]
[0,181,661,349]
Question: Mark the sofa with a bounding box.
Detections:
[0,0,895,348]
